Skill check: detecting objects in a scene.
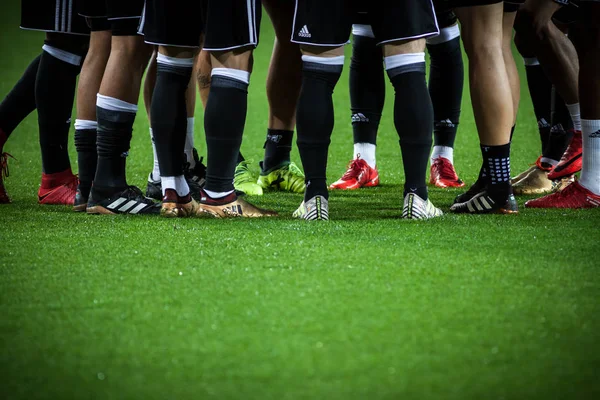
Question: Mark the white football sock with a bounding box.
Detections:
[161,175,190,197]
[149,127,161,182]
[566,103,582,132]
[354,142,376,168]
[185,117,196,168]
[539,157,559,166]
[431,145,454,164]
[579,119,600,195]
[204,189,234,199]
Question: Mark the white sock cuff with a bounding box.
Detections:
[523,57,540,66]
[161,175,190,197]
[582,119,600,132]
[211,68,250,84]
[42,44,82,66]
[426,24,460,45]
[301,55,345,65]
[384,53,426,70]
[187,117,195,131]
[540,157,559,166]
[204,189,234,199]
[352,24,375,39]
[156,53,194,68]
[74,119,97,130]
[96,94,138,113]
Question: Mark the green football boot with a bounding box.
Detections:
[257,161,306,193]
[234,160,263,196]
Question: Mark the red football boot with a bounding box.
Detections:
[548,130,582,180]
[525,180,600,209]
[329,158,379,190]
[38,169,78,205]
[0,152,15,204]
[429,156,465,188]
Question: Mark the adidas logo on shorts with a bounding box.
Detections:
[298,25,311,38]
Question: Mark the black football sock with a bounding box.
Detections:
[204,74,249,193]
[296,58,343,201]
[350,35,384,146]
[524,59,552,153]
[237,152,245,164]
[36,48,81,174]
[481,143,511,200]
[474,125,514,186]
[74,122,97,198]
[151,57,192,184]
[0,54,40,139]
[387,59,432,201]
[262,129,293,171]
[92,101,136,198]
[427,36,463,148]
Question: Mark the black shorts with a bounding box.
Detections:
[141,0,206,48]
[292,0,439,46]
[20,0,90,35]
[77,0,143,35]
[446,0,525,8]
[434,0,458,28]
[203,0,262,51]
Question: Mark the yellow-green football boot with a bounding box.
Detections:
[257,161,306,193]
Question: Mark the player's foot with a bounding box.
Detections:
[293,195,329,221]
[257,161,306,193]
[0,152,15,204]
[453,177,485,205]
[330,157,379,190]
[429,156,465,188]
[146,174,162,201]
[234,160,263,196]
[73,187,88,212]
[513,156,574,195]
[450,190,518,214]
[197,189,276,218]
[525,181,600,209]
[160,189,200,218]
[38,169,78,205]
[86,186,160,215]
[548,130,582,180]
[401,192,443,220]
[184,148,207,190]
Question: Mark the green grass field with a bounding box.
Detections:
[1,3,599,399]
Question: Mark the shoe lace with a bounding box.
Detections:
[433,157,458,180]
[340,158,365,180]
[1,152,16,179]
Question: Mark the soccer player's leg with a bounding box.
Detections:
[330,23,382,191]
[367,1,442,219]
[0,52,39,204]
[73,15,111,211]
[427,2,465,188]
[141,0,203,218]
[198,0,276,218]
[36,32,89,206]
[450,1,518,214]
[257,0,306,194]
[527,1,600,208]
[86,1,159,215]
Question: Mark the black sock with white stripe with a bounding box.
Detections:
[386,54,433,201]
[204,70,249,194]
[296,56,344,201]
[481,143,511,200]
[262,129,293,171]
[74,120,97,199]
[151,55,193,196]
[36,46,81,174]
[92,96,137,199]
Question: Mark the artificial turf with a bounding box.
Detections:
[1,2,599,399]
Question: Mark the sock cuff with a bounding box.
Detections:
[97,94,138,113]
[426,24,460,45]
[301,55,345,66]
[42,44,82,66]
[352,24,375,39]
[74,119,97,130]
[581,119,600,131]
[187,117,195,130]
[211,68,250,84]
[156,53,194,67]
[384,53,425,70]
[523,57,540,66]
